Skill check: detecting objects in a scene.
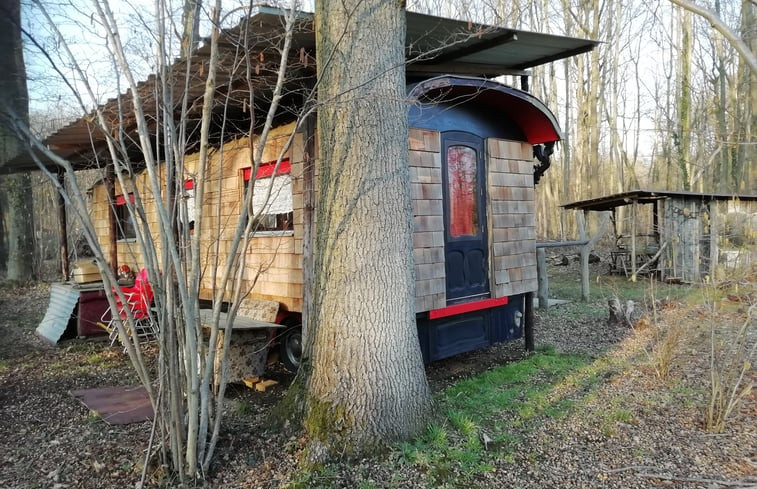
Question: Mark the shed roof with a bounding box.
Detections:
[3,6,598,174]
[563,189,757,211]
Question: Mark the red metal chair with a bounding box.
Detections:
[100,268,158,349]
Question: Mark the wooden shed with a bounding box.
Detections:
[564,190,757,283]
[5,7,598,364]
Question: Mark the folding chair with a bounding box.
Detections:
[99,268,158,350]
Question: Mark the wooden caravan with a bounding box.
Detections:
[408,76,558,361]
[5,7,598,366]
[85,75,561,363]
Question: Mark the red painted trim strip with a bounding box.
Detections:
[116,193,135,205]
[184,179,194,190]
[428,296,509,320]
[243,159,291,181]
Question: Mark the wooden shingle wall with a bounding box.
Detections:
[90,125,539,314]
[90,122,304,311]
[487,139,538,296]
[91,178,155,269]
[409,128,446,313]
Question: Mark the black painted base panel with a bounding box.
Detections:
[416,293,526,364]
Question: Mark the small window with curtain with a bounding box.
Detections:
[115,193,137,241]
[242,159,293,233]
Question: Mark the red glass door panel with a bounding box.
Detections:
[447,146,479,238]
[442,132,489,304]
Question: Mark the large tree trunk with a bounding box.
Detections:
[302,0,430,460]
[0,0,34,281]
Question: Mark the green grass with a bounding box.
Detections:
[394,350,623,487]
[545,268,699,320]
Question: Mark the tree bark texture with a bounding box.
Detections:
[0,0,34,281]
[306,0,431,458]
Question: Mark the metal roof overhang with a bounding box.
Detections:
[563,189,757,211]
[2,7,598,174]
[408,76,561,144]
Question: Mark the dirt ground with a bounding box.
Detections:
[0,263,754,488]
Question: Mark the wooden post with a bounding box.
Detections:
[708,201,718,278]
[631,200,637,281]
[301,110,316,348]
[524,292,535,352]
[536,247,548,310]
[57,170,69,280]
[577,210,589,301]
[653,200,660,244]
[105,166,118,273]
[520,75,530,92]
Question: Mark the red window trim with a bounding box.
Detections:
[243,159,291,181]
[116,193,135,205]
[184,179,194,190]
[428,297,509,320]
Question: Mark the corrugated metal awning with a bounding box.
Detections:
[563,189,757,211]
[36,283,81,345]
[3,6,598,174]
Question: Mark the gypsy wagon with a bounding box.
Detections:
[4,7,597,368]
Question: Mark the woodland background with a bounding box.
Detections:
[1,0,756,280]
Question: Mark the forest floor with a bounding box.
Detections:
[0,258,755,489]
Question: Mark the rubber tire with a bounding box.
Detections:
[279,325,302,372]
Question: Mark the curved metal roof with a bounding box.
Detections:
[408,76,561,144]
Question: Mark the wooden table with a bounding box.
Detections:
[199,310,279,389]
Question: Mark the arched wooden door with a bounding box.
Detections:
[441,131,489,304]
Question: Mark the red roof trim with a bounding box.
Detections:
[242,159,291,181]
[428,296,509,320]
[116,193,135,205]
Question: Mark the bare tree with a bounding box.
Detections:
[4,0,305,481]
[0,0,34,281]
[669,0,757,74]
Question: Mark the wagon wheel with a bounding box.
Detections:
[279,324,302,372]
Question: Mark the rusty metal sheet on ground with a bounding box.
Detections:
[70,386,153,425]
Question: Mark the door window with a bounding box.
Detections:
[447,145,479,238]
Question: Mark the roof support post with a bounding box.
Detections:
[56,170,69,280]
[631,201,637,281]
[708,200,719,280]
[520,75,529,92]
[536,247,548,310]
[105,166,118,273]
[524,292,535,352]
[577,210,589,301]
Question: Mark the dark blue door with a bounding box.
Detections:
[441,132,489,304]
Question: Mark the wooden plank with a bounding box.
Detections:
[424,131,441,153]
[412,199,443,217]
[418,182,442,200]
[494,269,510,285]
[415,263,445,280]
[255,379,279,392]
[199,310,278,330]
[413,215,444,233]
[487,139,500,158]
[409,150,425,167]
[409,129,426,151]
